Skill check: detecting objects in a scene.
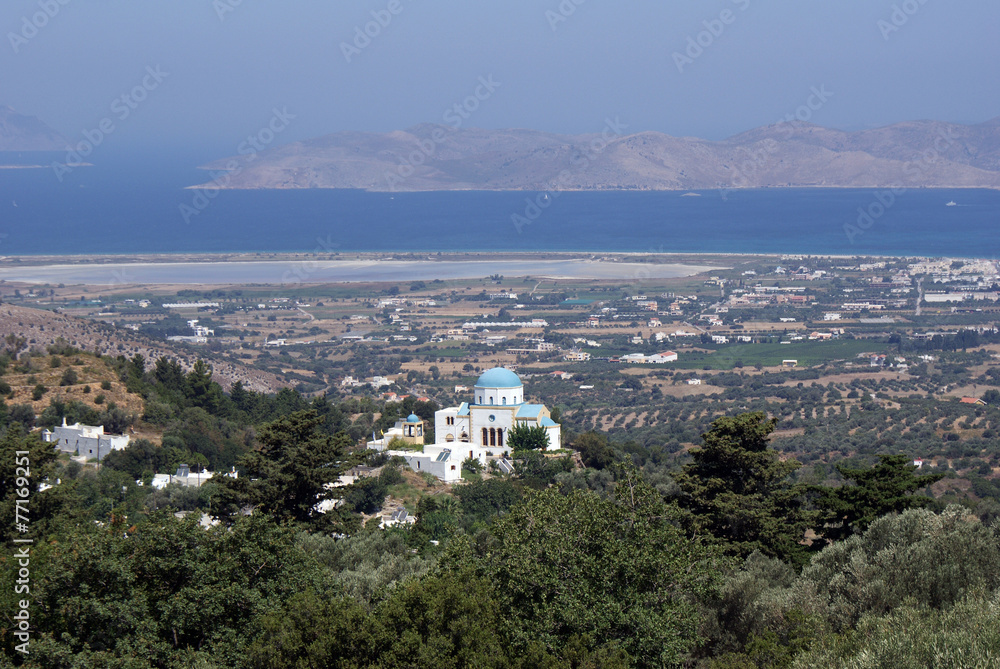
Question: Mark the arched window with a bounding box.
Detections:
[498,429,504,447]
[445,433,454,442]
[489,396,494,405]
[490,428,496,447]
[502,397,507,405]
[482,428,488,445]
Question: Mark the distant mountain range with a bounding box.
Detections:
[193,117,1000,192]
[0,106,68,152]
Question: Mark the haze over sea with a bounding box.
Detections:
[2,155,999,259]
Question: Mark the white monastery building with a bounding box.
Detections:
[367,367,561,482]
[42,418,130,461]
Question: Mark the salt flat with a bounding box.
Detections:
[0,258,723,285]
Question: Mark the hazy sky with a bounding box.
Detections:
[2,0,997,157]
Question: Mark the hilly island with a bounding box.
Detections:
[191,116,1000,192]
[0,105,68,153]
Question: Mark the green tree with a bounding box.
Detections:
[296,529,433,603]
[448,466,726,667]
[573,431,615,469]
[59,367,78,386]
[372,570,509,668]
[7,404,35,428]
[185,359,229,416]
[1,513,325,665]
[212,410,356,530]
[673,412,813,564]
[800,505,1000,630]
[813,454,945,544]
[247,589,377,669]
[341,475,388,515]
[453,478,521,530]
[791,591,1000,669]
[507,422,550,451]
[0,425,59,543]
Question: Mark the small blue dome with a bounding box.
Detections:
[475,367,522,388]
[406,413,421,423]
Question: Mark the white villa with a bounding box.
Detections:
[151,464,236,489]
[42,418,130,461]
[367,367,561,482]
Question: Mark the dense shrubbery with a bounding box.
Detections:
[700,506,1000,667]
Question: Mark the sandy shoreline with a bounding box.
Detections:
[0,256,726,286]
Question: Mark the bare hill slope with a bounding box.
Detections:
[193,118,1000,192]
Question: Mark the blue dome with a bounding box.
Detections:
[475,367,522,388]
[406,413,421,423]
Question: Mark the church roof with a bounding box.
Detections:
[406,413,421,423]
[515,404,545,419]
[457,402,470,416]
[475,367,522,388]
[540,417,558,427]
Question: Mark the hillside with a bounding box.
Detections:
[0,105,68,152]
[192,117,1000,192]
[2,350,146,419]
[0,304,283,393]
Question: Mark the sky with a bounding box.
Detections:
[1,0,998,159]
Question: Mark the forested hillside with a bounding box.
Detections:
[1,344,999,667]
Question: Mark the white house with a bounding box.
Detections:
[151,464,235,489]
[368,368,561,482]
[43,418,130,461]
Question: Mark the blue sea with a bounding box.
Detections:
[2,152,999,258]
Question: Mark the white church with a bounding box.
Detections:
[367,367,561,482]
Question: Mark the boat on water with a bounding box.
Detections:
[681,192,701,197]
[946,201,957,206]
